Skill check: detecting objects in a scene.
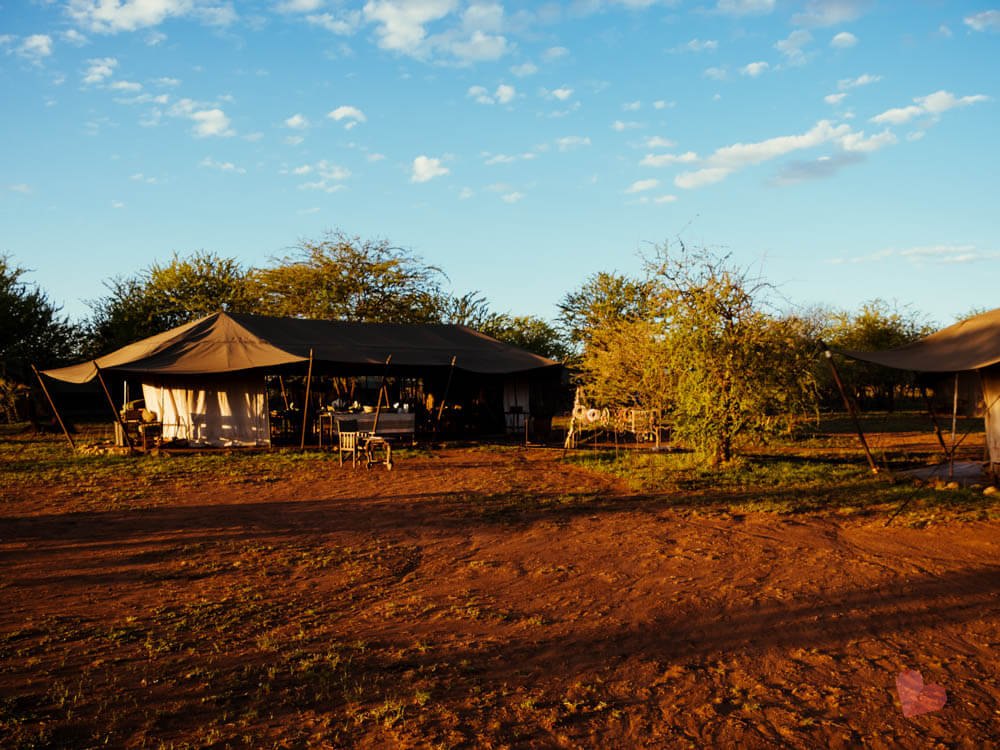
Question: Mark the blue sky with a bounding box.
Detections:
[1,0,997,328]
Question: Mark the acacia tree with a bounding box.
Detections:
[250,232,447,323]
[557,271,653,359]
[83,251,252,357]
[442,292,568,360]
[0,254,75,381]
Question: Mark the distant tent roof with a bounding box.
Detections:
[42,312,559,384]
[837,307,1000,373]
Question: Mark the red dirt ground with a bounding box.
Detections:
[2,447,999,748]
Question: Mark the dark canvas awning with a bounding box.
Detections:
[837,307,1000,373]
[42,312,559,384]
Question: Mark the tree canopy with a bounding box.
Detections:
[0,254,76,381]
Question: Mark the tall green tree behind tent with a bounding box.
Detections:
[442,292,568,360]
[820,299,932,410]
[249,232,447,323]
[556,271,653,359]
[0,254,76,382]
[83,252,252,358]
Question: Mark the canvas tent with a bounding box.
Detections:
[41,312,559,447]
[835,307,1000,467]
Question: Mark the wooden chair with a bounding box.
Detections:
[336,419,362,467]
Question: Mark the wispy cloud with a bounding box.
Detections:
[411,155,449,183]
[871,90,989,126]
[964,10,1000,32]
[199,157,246,174]
[327,105,365,129]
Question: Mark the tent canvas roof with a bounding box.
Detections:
[837,307,1000,373]
[42,312,559,384]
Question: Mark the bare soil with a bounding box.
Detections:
[2,446,999,748]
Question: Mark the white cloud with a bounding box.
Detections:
[111,200,124,208]
[740,61,769,77]
[67,0,237,33]
[938,24,953,38]
[468,85,492,104]
[62,29,89,46]
[292,165,312,174]
[286,135,305,145]
[200,157,246,173]
[17,34,53,64]
[551,86,573,100]
[640,151,698,167]
[824,93,847,105]
[623,100,641,111]
[871,90,989,125]
[774,30,811,62]
[109,80,142,92]
[510,61,537,77]
[653,100,668,109]
[146,30,166,45]
[501,191,524,203]
[411,155,449,183]
[791,0,871,27]
[458,186,474,199]
[276,0,324,12]
[9,184,33,194]
[675,119,852,189]
[644,136,676,148]
[906,130,925,141]
[153,76,180,87]
[837,72,880,90]
[327,105,366,128]
[306,10,363,34]
[703,66,727,80]
[190,108,234,137]
[654,195,678,203]
[367,152,386,161]
[830,31,857,48]
[625,178,659,193]
[838,128,896,152]
[674,38,718,53]
[556,135,590,150]
[285,113,309,129]
[541,46,567,61]
[484,153,516,165]
[715,0,775,16]
[82,57,117,84]
[964,10,1000,32]
[299,180,347,193]
[495,83,515,104]
[612,120,641,131]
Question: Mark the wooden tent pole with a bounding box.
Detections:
[299,349,314,450]
[436,356,457,425]
[31,365,76,452]
[371,355,392,436]
[95,363,133,453]
[920,384,949,453]
[949,371,959,479]
[278,376,290,410]
[821,345,878,473]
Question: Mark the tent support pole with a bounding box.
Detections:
[31,365,75,452]
[278,376,290,410]
[372,355,392,436]
[300,349,314,450]
[920,385,949,454]
[822,345,878,473]
[950,371,959,479]
[436,356,457,427]
[95,363,133,454]
[976,369,997,483]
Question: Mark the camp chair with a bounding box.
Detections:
[336,418,362,467]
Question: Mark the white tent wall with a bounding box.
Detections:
[503,378,530,433]
[978,366,1000,468]
[142,375,270,447]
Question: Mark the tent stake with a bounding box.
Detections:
[300,349,314,450]
[436,356,457,427]
[95,363,133,453]
[31,365,76,452]
[821,345,878,473]
[372,355,392,436]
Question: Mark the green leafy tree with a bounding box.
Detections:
[83,251,252,357]
[821,299,932,410]
[0,254,76,382]
[442,292,567,360]
[557,271,653,358]
[250,231,447,323]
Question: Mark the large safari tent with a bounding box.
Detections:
[41,312,561,448]
[836,307,1000,470]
